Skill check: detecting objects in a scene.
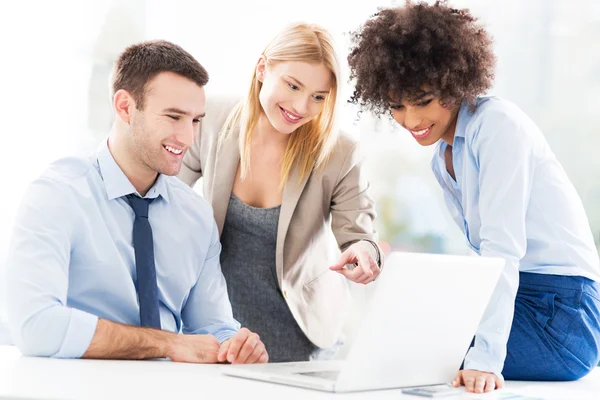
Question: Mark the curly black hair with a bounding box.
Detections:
[347,0,495,115]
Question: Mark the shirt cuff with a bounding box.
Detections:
[53,309,98,358]
[213,329,238,344]
[191,321,240,344]
[463,346,505,380]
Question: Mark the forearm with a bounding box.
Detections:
[464,255,520,376]
[83,318,177,360]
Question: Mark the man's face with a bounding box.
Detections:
[129,71,205,176]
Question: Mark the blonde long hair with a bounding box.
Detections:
[221,23,340,188]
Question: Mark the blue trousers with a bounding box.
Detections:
[501,272,600,380]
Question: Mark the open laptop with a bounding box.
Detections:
[221,251,504,392]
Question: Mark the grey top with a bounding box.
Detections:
[219,194,320,362]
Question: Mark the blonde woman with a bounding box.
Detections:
[178,23,383,363]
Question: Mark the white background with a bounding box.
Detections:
[1,0,599,345]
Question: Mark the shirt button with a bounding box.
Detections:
[283,290,288,298]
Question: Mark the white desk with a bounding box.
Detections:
[0,346,596,399]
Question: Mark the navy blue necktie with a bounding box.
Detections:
[126,195,161,329]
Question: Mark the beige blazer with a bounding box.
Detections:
[178,96,382,348]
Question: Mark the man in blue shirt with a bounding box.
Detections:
[5,40,267,365]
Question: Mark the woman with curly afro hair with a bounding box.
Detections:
[348,0,600,394]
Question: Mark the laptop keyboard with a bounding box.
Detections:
[296,370,340,381]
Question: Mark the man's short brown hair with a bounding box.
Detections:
[111,40,209,110]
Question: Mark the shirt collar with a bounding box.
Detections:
[434,99,474,159]
[96,138,170,202]
[432,99,474,167]
[453,99,475,140]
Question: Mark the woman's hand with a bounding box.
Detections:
[452,369,504,393]
[329,241,380,284]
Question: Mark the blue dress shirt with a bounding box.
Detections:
[5,139,239,358]
[431,96,600,376]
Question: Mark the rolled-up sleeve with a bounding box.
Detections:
[181,219,239,343]
[6,178,98,358]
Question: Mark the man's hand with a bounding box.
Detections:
[168,334,221,363]
[217,327,268,364]
[329,241,380,284]
[452,369,504,393]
